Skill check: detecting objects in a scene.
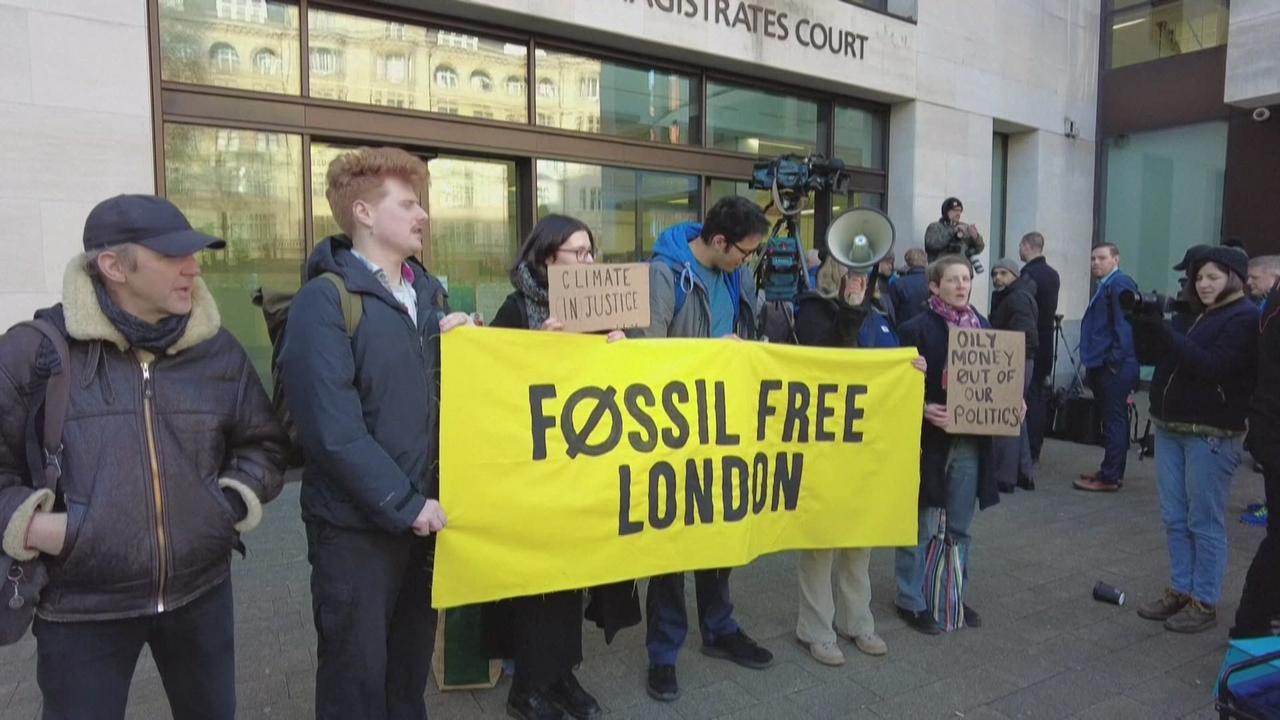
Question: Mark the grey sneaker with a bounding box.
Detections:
[1136,588,1190,621]
[1164,599,1218,634]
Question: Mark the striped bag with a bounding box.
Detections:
[923,510,966,632]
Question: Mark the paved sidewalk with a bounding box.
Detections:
[1,436,1269,719]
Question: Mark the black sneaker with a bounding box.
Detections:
[700,629,774,669]
[998,483,1015,494]
[545,673,601,720]
[507,685,565,720]
[1016,476,1036,491]
[963,605,982,628]
[646,665,679,702]
[896,605,941,635]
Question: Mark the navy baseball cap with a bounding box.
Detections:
[83,195,226,256]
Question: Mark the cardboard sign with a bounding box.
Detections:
[547,263,650,333]
[945,327,1024,437]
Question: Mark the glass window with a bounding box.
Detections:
[535,50,696,145]
[435,65,459,89]
[990,133,1009,260]
[159,0,300,95]
[378,54,410,84]
[537,160,698,261]
[470,70,494,93]
[834,105,886,170]
[426,157,520,322]
[163,123,304,387]
[1108,0,1229,69]
[1103,121,1227,300]
[306,9,528,123]
[706,81,818,156]
[209,43,240,73]
[252,48,281,76]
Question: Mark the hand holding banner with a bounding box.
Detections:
[433,328,924,608]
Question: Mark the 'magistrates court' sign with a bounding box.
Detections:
[622,0,870,59]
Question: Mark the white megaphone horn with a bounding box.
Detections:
[826,207,895,270]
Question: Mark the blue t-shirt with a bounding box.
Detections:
[692,260,735,338]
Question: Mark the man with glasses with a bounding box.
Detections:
[638,196,773,703]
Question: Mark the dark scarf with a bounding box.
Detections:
[92,278,190,354]
[512,262,550,330]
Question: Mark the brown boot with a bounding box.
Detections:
[1164,599,1218,634]
[1136,588,1190,621]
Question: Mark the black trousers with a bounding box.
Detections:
[33,578,235,720]
[488,590,584,690]
[307,522,437,720]
[1233,435,1280,637]
[1027,376,1050,461]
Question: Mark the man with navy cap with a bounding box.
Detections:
[0,195,286,719]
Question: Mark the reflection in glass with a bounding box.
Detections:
[537,161,698,261]
[160,0,300,95]
[427,157,519,322]
[707,82,818,156]
[1109,0,1229,69]
[1103,121,1227,303]
[163,123,304,387]
[834,106,886,170]
[535,50,695,145]
[307,9,528,122]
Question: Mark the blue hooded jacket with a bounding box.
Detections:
[642,222,756,339]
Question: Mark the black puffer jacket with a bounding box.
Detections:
[1147,294,1259,432]
[0,261,286,621]
[279,236,449,534]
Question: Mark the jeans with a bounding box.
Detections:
[1154,428,1240,605]
[1087,361,1139,484]
[645,569,738,666]
[795,548,874,645]
[894,439,980,613]
[33,579,234,720]
[307,522,437,720]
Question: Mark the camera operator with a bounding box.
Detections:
[1130,247,1258,634]
[1232,254,1280,639]
[924,198,984,265]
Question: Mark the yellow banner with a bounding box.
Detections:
[433,327,924,608]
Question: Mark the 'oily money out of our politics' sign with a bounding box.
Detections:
[432,327,924,607]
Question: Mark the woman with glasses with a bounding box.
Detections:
[487,214,630,720]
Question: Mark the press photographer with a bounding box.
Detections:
[924,197,985,273]
[1127,245,1258,633]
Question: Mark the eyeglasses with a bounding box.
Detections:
[556,246,595,262]
[729,241,762,260]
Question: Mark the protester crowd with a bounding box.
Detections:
[0,146,1275,720]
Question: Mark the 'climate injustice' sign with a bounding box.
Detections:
[622,0,870,60]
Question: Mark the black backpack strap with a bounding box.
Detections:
[16,320,71,492]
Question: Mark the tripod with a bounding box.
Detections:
[1049,313,1085,395]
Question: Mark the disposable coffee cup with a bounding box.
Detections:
[1093,581,1125,606]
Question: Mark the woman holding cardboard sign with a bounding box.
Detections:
[791,259,914,666]
[893,254,1001,635]
[487,214,633,720]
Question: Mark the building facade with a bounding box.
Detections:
[3,0,1122,385]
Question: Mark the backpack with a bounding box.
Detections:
[252,273,361,467]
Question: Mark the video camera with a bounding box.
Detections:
[1118,289,1191,319]
[750,154,851,216]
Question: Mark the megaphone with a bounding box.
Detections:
[826,207,895,270]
